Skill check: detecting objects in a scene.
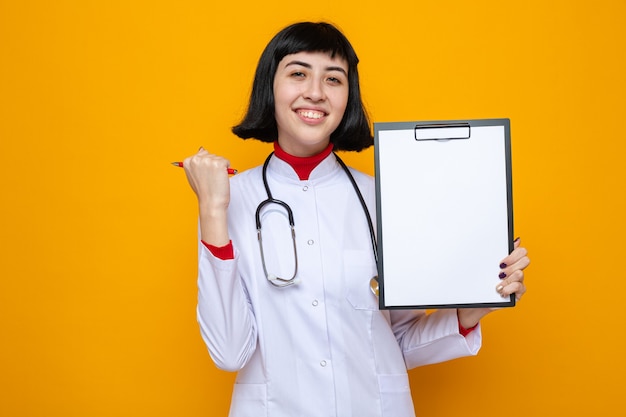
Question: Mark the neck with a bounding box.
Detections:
[273,141,334,180]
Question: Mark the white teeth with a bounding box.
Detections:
[298,110,324,119]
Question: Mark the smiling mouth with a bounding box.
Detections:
[297,110,325,119]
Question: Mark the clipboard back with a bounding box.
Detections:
[374,119,514,309]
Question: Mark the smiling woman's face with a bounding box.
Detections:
[272,51,349,157]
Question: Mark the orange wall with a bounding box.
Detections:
[1,1,624,416]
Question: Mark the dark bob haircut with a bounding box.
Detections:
[232,22,373,152]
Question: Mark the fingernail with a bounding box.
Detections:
[496,285,504,292]
[500,263,507,269]
[499,272,507,279]
[514,237,520,243]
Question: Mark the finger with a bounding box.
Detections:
[183,155,194,168]
[498,261,527,285]
[497,271,525,291]
[499,246,529,270]
[499,254,530,281]
[497,270,525,300]
[513,237,521,250]
[496,278,526,300]
[501,268,525,284]
[192,154,231,176]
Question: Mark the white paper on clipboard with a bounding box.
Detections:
[374,119,514,309]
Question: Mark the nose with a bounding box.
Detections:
[303,78,325,102]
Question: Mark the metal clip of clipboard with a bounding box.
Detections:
[414,122,471,141]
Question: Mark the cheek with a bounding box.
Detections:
[272,87,288,117]
[334,91,349,118]
[273,79,299,105]
[335,87,349,108]
[272,80,285,107]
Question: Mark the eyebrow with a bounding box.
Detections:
[284,60,347,75]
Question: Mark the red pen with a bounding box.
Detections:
[171,162,237,175]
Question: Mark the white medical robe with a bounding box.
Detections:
[197,153,481,417]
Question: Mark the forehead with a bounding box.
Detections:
[277,51,348,71]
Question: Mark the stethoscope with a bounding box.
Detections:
[255,152,379,292]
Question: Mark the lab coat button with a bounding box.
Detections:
[320,360,327,367]
[302,185,309,191]
[312,300,319,306]
[307,239,314,245]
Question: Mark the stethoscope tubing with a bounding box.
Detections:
[255,151,377,287]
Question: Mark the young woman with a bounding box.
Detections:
[182,22,529,417]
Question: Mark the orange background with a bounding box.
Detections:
[1,1,625,416]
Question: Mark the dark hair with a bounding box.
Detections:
[232,22,373,152]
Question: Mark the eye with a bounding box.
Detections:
[327,74,347,85]
[290,71,306,78]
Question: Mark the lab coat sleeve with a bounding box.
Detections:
[390,308,482,369]
[196,243,257,372]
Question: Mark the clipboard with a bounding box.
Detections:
[374,119,515,309]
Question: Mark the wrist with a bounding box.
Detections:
[198,204,229,247]
[198,197,228,214]
[457,308,490,329]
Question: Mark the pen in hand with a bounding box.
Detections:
[171,162,238,175]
